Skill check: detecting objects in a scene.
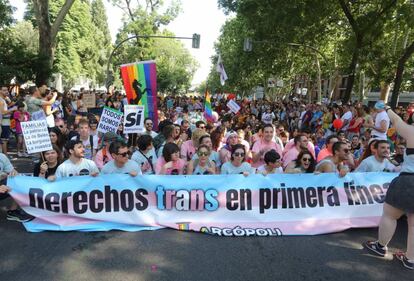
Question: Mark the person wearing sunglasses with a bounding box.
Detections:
[187,145,216,175]
[156,143,186,175]
[256,150,283,175]
[221,144,254,176]
[315,142,350,177]
[285,150,316,174]
[101,140,141,176]
[142,117,158,138]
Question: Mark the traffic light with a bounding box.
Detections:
[192,33,200,49]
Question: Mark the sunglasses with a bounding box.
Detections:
[302,157,312,162]
[58,125,65,128]
[233,152,245,157]
[197,151,209,157]
[145,123,153,126]
[199,126,206,129]
[117,151,131,157]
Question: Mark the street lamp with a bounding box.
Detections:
[106,34,201,89]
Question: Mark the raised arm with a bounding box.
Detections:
[386,107,414,148]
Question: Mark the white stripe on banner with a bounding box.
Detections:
[8,172,396,235]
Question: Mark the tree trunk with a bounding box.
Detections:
[36,23,54,86]
[380,81,391,102]
[343,43,360,103]
[33,0,76,86]
[390,40,414,108]
[315,53,322,103]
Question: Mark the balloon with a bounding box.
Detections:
[333,119,343,130]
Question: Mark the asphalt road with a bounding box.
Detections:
[0,153,413,281]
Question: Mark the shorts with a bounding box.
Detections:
[0,125,10,140]
[385,173,414,213]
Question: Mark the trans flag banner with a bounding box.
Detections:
[8,173,397,235]
[120,60,158,129]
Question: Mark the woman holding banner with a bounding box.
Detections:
[33,144,63,180]
[364,105,414,270]
[156,143,186,175]
[221,144,254,176]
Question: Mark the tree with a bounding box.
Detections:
[31,0,75,85]
[338,0,398,103]
[108,0,197,93]
[0,21,38,84]
[0,0,14,27]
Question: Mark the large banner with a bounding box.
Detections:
[120,60,158,130]
[8,173,396,235]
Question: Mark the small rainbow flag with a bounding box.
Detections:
[177,222,190,231]
[120,60,158,129]
[204,91,214,122]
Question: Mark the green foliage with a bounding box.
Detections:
[215,0,414,101]
[111,0,197,94]
[0,21,38,84]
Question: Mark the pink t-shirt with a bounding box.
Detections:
[316,148,332,163]
[282,146,300,168]
[155,157,186,175]
[283,139,315,158]
[13,111,30,134]
[251,139,283,168]
[180,140,196,161]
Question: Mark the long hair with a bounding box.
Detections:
[294,150,316,173]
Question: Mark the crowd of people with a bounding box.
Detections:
[0,85,413,270]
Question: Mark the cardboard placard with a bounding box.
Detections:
[97,107,123,134]
[21,120,53,154]
[123,105,145,134]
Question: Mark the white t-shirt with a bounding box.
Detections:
[221,162,254,175]
[355,155,396,172]
[261,112,275,124]
[101,160,142,175]
[256,165,283,174]
[131,149,157,175]
[372,111,390,140]
[341,111,353,130]
[55,158,99,178]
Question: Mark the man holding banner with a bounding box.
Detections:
[54,140,99,178]
[101,140,142,176]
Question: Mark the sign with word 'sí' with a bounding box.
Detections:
[83,93,96,108]
[21,120,52,154]
[97,107,123,134]
[226,99,241,114]
[123,105,145,134]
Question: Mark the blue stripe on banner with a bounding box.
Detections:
[23,220,163,233]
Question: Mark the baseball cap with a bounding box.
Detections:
[374,100,386,110]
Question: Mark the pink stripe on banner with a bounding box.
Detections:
[162,216,381,236]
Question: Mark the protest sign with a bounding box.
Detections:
[9,172,396,234]
[123,105,145,134]
[227,99,241,114]
[31,110,46,121]
[83,93,96,108]
[21,120,52,154]
[97,107,123,134]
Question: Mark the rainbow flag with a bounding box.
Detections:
[120,60,158,129]
[204,91,214,122]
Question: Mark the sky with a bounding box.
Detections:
[12,0,228,86]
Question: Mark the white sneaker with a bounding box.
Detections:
[17,152,23,157]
